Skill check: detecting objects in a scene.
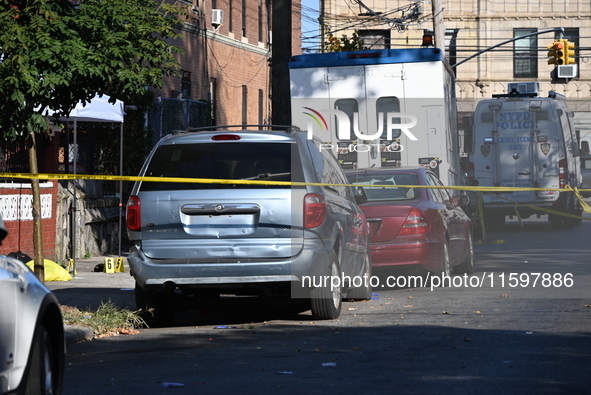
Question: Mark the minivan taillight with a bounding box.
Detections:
[126,196,141,231]
[304,193,326,228]
[399,208,430,235]
[559,159,567,188]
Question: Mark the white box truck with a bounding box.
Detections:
[465,83,583,228]
[288,48,462,188]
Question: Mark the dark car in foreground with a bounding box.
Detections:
[126,126,371,325]
[346,167,474,276]
[0,217,65,394]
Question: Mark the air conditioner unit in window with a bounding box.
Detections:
[557,64,577,79]
[212,9,224,26]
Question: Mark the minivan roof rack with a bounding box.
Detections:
[174,125,301,134]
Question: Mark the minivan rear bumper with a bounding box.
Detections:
[127,240,331,290]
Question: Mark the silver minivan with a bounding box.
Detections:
[126,127,371,325]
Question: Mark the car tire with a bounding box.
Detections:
[310,251,342,320]
[439,241,451,278]
[135,283,175,327]
[455,232,475,274]
[549,213,564,228]
[25,325,56,395]
[346,252,372,301]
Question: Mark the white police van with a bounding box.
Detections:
[465,82,583,228]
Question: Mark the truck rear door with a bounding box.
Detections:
[364,63,405,168]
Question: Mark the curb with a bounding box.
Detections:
[64,325,94,346]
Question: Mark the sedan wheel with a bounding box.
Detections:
[440,241,451,278]
[455,232,475,274]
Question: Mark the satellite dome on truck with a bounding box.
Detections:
[464,82,583,229]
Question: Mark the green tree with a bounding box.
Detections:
[0,0,183,282]
[324,25,366,52]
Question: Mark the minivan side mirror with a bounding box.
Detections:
[353,186,368,205]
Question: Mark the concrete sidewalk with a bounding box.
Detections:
[44,255,136,345]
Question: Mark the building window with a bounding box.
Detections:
[514,29,537,79]
[242,0,246,37]
[229,0,233,33]
[258,0,263,42]
[181,70,191,99]
[242,85,248,125]
[258,89,264,124]
[555,28,579,78]
[358,30,390,49]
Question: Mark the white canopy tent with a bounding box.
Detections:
[63,95,125,123]
[51,95,125,274]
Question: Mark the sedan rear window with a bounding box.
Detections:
[140,142,295,190]
[349,174,418,201]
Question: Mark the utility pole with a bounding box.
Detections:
[271,0,292,126]
[431,0,445,51]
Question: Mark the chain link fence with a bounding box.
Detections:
[147,98,211,146]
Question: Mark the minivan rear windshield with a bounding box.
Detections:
[140,142,296,191]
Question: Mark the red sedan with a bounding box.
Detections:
[346,167,474,276]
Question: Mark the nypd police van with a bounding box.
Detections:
[465,82,583,228]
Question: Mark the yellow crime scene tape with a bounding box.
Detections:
[2,172,590,242]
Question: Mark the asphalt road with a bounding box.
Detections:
[59,215,591,394]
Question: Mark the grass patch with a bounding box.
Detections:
[60,300,146,338]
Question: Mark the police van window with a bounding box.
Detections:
[376,97,401,139]
[557,108,572,144]
[335,99,358,141]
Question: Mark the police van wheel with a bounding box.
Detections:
[549,214,564,229]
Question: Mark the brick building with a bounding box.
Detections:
[156,0,302,127]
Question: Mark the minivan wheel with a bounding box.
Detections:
[135,283,175,327]
[310,251,342,320]
[346,251,372,301]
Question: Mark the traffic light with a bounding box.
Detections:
[547,41,563,65]
[563,39,576,65]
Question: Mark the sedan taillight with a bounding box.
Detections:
[399,207,430,235]
[126,196,141,231]
[304,193,326,229]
